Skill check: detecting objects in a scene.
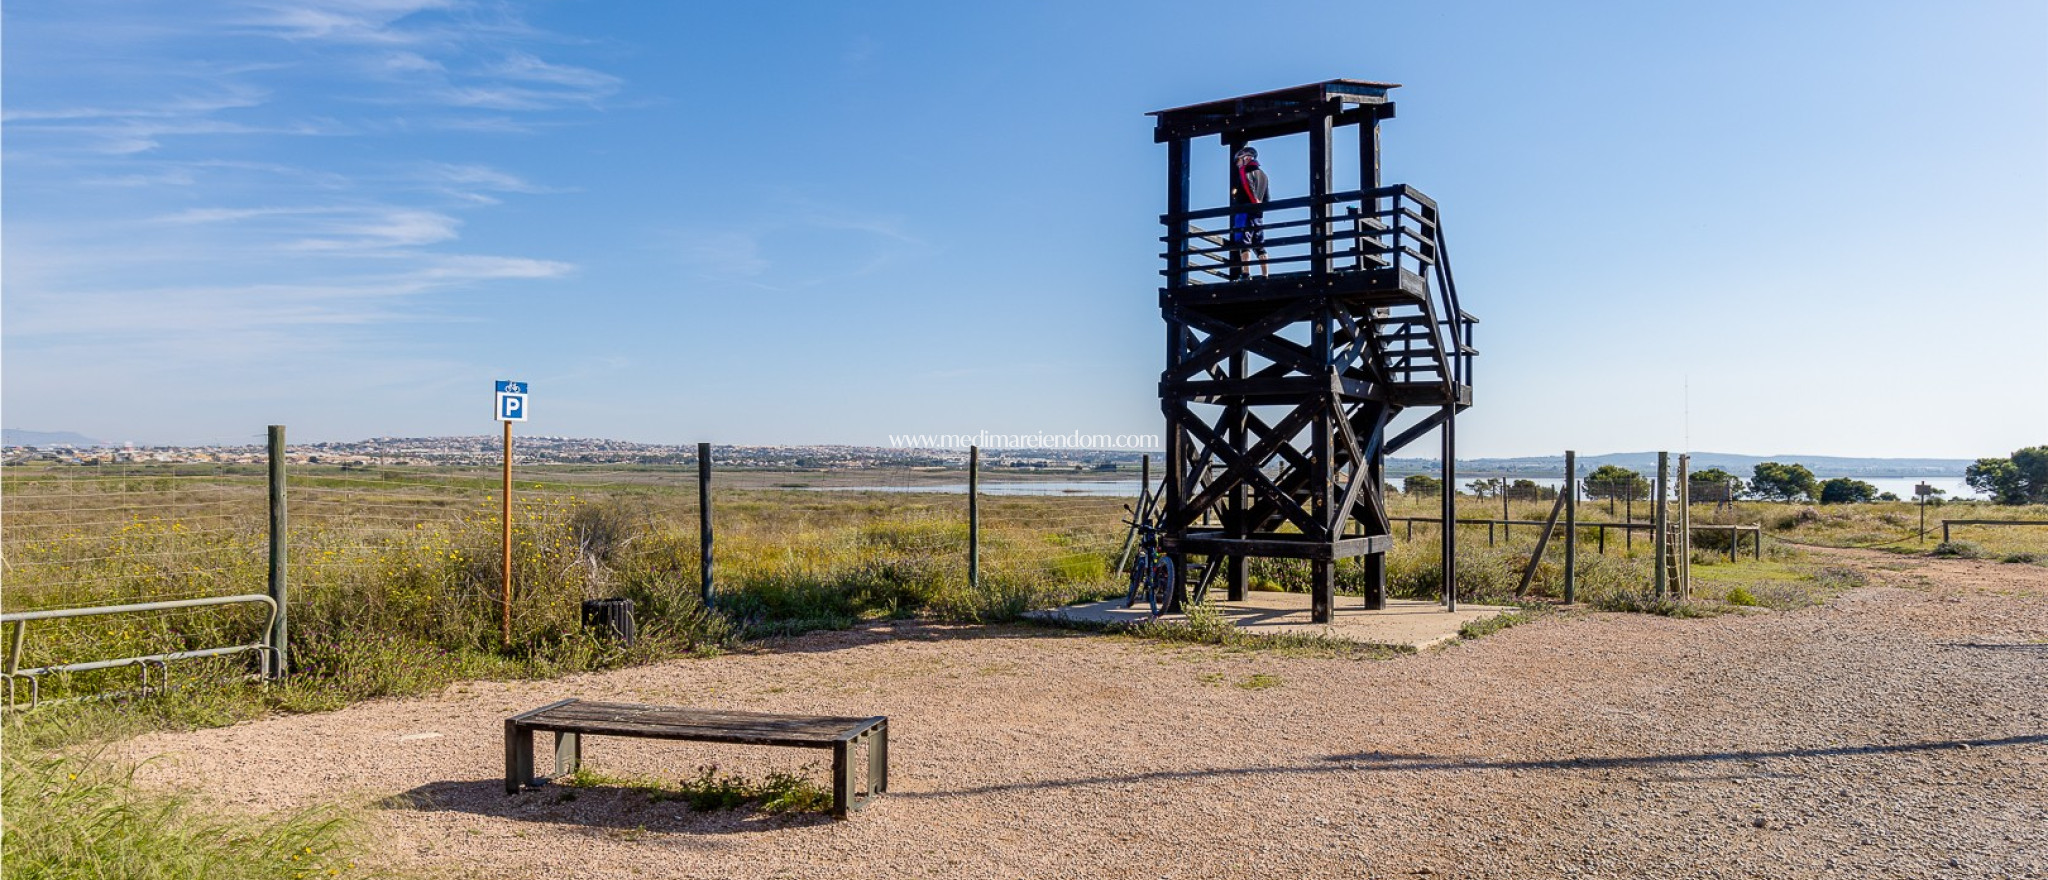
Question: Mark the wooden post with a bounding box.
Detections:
[1441,406,1458,613]
[699,442,713,607]
[1227,352,1248,602]
[266,425,288,678]
[1309,111,1333,277]
[1654,452,1669,600]
[1502,481,1510,542]
[1140,454,1151,507]
[968,445,980,591]
[502,419,513,646]
[1677,454,1691,598]
[1310,319,1335,624]
[1564,449,1577,604]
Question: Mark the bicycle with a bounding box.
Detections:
[1123,508,1176,617]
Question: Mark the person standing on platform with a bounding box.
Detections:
[1229,146,1269,279]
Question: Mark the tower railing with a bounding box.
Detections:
[1160,183,1474,395]
[1160,184,1441,284]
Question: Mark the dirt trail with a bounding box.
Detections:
[125,548,2048,879]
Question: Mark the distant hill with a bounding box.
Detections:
[1391,451,1972,479]
[3,429,108,448]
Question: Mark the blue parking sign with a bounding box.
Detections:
[494,380,529,422]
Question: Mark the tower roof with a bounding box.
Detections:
[1149,79,1399,143]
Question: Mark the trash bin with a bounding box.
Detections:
[580,597,636,646]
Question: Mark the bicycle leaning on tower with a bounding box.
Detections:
[1122,505,1176,617]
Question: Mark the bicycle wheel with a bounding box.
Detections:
[1147,556,1175,617]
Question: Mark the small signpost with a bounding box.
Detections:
[496,381,529,644]
[1915,481,1933,544]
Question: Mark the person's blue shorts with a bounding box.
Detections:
[1229,213,1264,249]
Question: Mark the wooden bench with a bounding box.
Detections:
[504,699,888,817]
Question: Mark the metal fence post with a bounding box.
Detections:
[968,445,980,591]
[1654,451,1669,600]
[699,442,713,606]
[266,425,288,678]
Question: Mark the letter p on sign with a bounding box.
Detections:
[496,392,528,422]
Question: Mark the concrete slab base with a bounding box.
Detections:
[1027,591,1515,651]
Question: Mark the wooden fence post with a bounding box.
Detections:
[968,446,980,591]
[699,442,713,607]
[266,425,288,678]
[1564,450,1577,604]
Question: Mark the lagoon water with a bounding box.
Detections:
[808,476,1985,500]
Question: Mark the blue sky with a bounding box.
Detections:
[5,0,2044,457]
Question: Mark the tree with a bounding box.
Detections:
[1582,465,1649,503]
[1748,462,1817,502]
[1967,446,2048,504]
[1817,477,1879,504]
[1686,467,1745,503]
[1403,474,1442,496]
[1508,478,1558,501]
[1466,478,1504,499]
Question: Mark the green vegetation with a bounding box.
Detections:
[563,764,833,814]
[1457,607,1545,640]
[1749,461,1818,502]
[1686,467,1744,502]
[1,470,1129,739]
[6,460,2039,874]
[1582,464,1649,504]
[1,749,368,880]
[1932,540,1984,559]
[1967,446,2048,504]
[1116,602,1407,659]
[1402,474,1442,496]
[1818,477,1880,505]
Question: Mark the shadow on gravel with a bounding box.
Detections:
[751,621,1101,656]
[893,733,2048,799]
[388,779,838,835]
[1943,642,2048,651]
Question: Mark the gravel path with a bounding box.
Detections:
[125,548,2048,879]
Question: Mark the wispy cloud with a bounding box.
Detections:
[5,1,610,391]
[665,199,931,290]
[236,0,461,45]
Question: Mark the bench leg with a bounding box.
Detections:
[832,740,853,819]
[555,731,581,778]
[869,722,888,794]
[505,721,534,794]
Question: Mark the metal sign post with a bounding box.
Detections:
[1915,481,1933,544]
[495,381,529,646]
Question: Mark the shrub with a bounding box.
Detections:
[1724,585,1759,607]
[1811,566,1869,590]
[1930,540,1985,559]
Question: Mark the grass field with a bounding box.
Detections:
[5,461,2042,879]
[6,462,2042,720]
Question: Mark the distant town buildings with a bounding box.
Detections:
[1,437,1150,471]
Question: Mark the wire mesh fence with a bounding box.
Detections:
[2,443,1142,700]
[2,462,274,698]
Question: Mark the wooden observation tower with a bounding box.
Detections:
[1150,80,1477,622]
